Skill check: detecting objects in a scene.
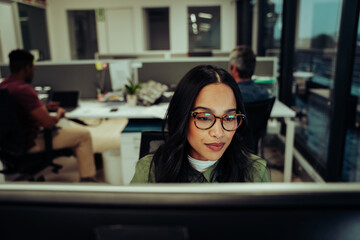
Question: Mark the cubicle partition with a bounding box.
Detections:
[0,65,10,79]
[137,57,277,89]
[0,61,113,99]
[137,58,229,88]
[0,56,277,98]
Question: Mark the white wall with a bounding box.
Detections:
[0,1,20,63]
[47,0,236,61]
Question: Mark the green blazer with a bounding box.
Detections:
[131,154,271,183]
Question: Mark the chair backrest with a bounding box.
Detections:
[243,97,276,152]
[0,89,25,155]
[139,131,168,159]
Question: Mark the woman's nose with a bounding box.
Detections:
[209,118,225,139]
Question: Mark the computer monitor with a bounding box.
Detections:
[0,183,359,240]
[50,90,80,112]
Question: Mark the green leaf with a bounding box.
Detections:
[124,78,142,94]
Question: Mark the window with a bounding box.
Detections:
[144,8,170,50]
[18,3,51,60]
[261,0,283,57]
[292,0,343,174]
[188,6,220,51]
[67,10,98,60]
[342,13,360,181]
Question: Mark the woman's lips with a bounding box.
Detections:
[205,143,225,151]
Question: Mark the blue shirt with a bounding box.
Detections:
[237,80,270,103]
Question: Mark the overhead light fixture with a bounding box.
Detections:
[192,22,198,35]
[198,12,212,19]
[199,23,211,31]
[190,13,197,23]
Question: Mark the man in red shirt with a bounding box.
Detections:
[0,49,96,182]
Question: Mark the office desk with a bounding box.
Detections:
[68,99,294,119]
[65,100,168,185]
[68,99,295,183]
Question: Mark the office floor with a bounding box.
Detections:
[39,133,306,183]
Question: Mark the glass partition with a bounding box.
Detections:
[293,0,343,175]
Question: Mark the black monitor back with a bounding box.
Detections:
[0,183,359,240]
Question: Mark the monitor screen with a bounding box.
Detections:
[50,91,79,108]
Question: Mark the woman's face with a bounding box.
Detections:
[187,83,237,161]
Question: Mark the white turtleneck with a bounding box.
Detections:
[188,155,218,173]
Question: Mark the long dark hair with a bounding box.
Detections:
[151,65,253,182]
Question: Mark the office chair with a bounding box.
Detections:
[244,97,276,157]
[139,131,168,159]
[0,89,73,181]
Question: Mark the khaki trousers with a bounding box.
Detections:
[27,127,96,178]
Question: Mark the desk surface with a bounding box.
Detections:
[271,100,296,118]
[66,99,295,119]
[309,88,330,99]
[66,100,168,119]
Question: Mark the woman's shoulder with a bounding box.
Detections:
[248,154,267,167]
[247,154,271,182]
[130,154,155,184]
[137,154,154,166]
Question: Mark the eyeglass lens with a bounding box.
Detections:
[193,112,243,131]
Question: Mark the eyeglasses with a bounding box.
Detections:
[191,111,246,131]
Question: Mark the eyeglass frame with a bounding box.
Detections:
[191,111,246,131]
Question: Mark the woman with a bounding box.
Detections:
[131,65,270,183]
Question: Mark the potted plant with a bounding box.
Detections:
[124,78,141,106]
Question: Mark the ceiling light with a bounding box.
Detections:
[190,13,196,22]
[198,12,212,19]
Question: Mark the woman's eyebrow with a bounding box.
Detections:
[192,107,238,113]
[193,106,212,111]
[226,108,237,113]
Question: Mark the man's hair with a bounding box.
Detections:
[229,45,256,79]
[9,49,34,74]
